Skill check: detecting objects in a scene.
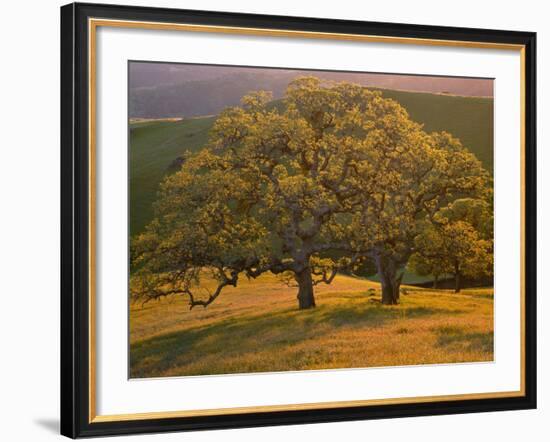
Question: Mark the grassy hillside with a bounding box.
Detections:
[130,275,493,378]
[129,89,493,237]
[129,116,215,236]
[380,89,493,173]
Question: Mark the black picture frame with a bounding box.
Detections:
[61,2,537,438]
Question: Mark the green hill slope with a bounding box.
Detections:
[380,89,493,173]
[129,117,215,236]
[130,89,493,237]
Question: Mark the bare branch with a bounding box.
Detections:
[311,266,338,286]
[185,268,239,310]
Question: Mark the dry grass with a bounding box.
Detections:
[129,274,493,378]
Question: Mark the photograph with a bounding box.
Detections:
[128,62,495,379]
[0,0,543,440]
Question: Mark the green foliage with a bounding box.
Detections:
[409,198,494,290]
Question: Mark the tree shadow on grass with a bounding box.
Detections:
[130,303,460,378]
[435,326,494,354]
[467,293,494,300]
[316,303,453,328]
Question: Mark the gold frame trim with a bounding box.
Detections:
[88,18,527,424]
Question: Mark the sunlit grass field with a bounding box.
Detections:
[129,274,493,378]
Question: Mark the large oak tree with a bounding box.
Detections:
[131,77,490,309]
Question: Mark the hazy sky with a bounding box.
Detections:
[130,62,493,97]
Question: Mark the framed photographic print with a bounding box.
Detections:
[60,2,536,438]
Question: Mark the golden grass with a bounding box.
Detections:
[129,274,493,378]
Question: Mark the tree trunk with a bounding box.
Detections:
[454,261,461,293]
[433,274,439,289]
[375,255,402,305]
[296,268,316,309]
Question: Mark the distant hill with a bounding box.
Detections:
[130,88,493,242]
[129,69,493,119]
[130,72,294,119]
